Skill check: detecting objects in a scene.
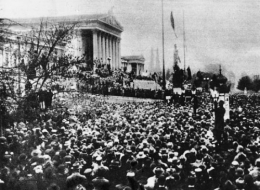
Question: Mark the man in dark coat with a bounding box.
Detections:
[45,89,54,109]
[214,100,226,144]
[193,94,199,115]
[38,89,46,110]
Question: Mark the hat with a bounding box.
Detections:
[31,149,42,157]
[143,148,150,154]
[126,172,135,177]
[195,168,202,173]
[160,148,167,155]
[255,158,260,167]
[153,167,164,175]
[34,165,43,174]
[96,156,102,161]
[51,129,58,133]
[42,129,48,133]
[136,152,146,159]
[84,168,92,174]
[231,160,239,166]
[64,155,72,162]
[57,164,65,174]
[236,167,244,177]
[167,142,173,148]
[0,137,7,143]
[235,177,245,188]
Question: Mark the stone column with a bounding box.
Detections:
[81,31,86,56]
[110,37,113,70]
[96,31,99,58]
[113,37,116,69]
[105,34,109,64]
[102,33,105,64]
[92,30,98,61]
[97,31,101,60]
[108,35,112,70]
[115,38,119,69]
[118,38,121,70]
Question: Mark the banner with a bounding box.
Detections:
[133,80,161,90]
[170,11,178,38]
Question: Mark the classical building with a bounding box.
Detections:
[121,55,145,75]
[0,11,123,70]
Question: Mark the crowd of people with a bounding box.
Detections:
[1,92,260,190]
[26,89,54,111]
[81,84,165,100]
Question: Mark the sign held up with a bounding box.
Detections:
[133,80,161,90]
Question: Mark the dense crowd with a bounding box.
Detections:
[81,84,165,100]
[1,93,260,190]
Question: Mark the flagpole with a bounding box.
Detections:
[183,11,186,72]
[162,0,166,91]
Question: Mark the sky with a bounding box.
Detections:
[1,0,260,82]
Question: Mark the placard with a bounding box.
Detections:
[133,80,161,90]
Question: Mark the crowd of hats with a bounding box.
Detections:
[1,93,260,190]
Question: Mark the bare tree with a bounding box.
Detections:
[20,18,83,90]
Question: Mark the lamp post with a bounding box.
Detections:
[161,0,166,91]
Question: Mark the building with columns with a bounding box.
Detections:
[121,55,145,75]
[0,11,123,70]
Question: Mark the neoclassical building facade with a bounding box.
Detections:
[121,55,145,75]
[0,11,123,70]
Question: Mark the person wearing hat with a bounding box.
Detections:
[123,171,143,190]
[66,173,87,190]
[165,168,179,190]
[0,136,8,158]
[92,156,109,177]
[150,152,168,170]
[213,100,226,145]
[92,167,110,190]
[144,167,165,190]
[244,174,258,190]
[121,148,134,171]
[46,183,61,190]
[250,158,260,181]
[236,175,245,190]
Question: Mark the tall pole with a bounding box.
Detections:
[17,36,21,97]
[183,11,186,72]
[162,0,166,90]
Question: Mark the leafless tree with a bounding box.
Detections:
[21,18,83,90]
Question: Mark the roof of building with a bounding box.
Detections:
[4,12,123,32]
[121,55,145,65]
[121,55,145,61]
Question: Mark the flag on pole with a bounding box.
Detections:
[170,11,178,38]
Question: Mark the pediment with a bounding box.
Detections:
[99,15,123,31]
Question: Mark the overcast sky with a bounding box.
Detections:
[1,0,260,80]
